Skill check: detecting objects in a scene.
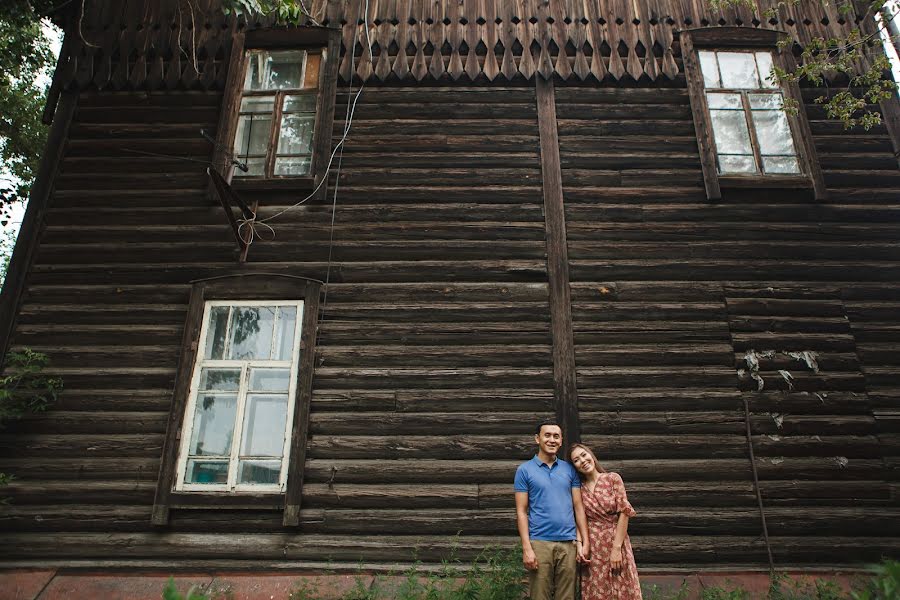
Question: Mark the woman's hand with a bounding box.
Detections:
[576,540,591,564]
[610,546,623,571]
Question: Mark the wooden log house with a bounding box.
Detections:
[0,0,898,570]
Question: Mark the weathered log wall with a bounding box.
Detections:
[2,0,900,561]
[556,82,900,564]
[1,79,898,568]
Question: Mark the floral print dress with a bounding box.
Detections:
[581,472,642,600]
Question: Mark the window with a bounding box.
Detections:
[152,275,321,527]
[234,50,321,178]
[175,301,303,492]
[698,50,800,176]
[210,27,340,191]
[680,27,826,200]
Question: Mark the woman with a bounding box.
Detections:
[569,443,642,600]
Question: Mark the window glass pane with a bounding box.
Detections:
[234,157,266,177]
[240,394,288,456]
[189,393,237,456]
[274,157,312,176]
[234,114,272,157]
[199,368,241,391]
[244,50,306,90]
[240,96,275,113]
[706,92,742,110]
[698,51,720,88]
[185,460,229,484]
[238,460,282,485]
[718,52,760,89]
[228,306,276,360]
[284,94,317,112]
[278,115,316,155]
[710,109,754,155]
[249,368,291,392]
[204,306,229,359]
[755,52,777,88]
[763,156,801,174]
[751,109,797,156]
[304,53,322,88]
[275,306,297,360]
[749,93,783,109]
[718,154,758,174]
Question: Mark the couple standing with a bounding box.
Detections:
[514,420,642,600]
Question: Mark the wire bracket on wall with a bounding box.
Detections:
[208,167,255,252]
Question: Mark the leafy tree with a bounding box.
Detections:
[0,1,58,227]
[710,0,898,130]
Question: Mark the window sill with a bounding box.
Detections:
[169,491,284,510]
[719,174,811,189]
[231,176,315,193]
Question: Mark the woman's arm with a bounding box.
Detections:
[571,487,590,562]
[609,512,629,569]
[609,473,635,570]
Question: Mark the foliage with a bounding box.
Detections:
[708,0,898,130]
[0,348,61,422]
[0,0,57,222]
[288,548,526,600]
[222,0,319,24]
[162,578,213,600]
[0,227,16,285]
[851,560,900,600]
[0,348,61,489]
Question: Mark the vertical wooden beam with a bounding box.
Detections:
[152,282,208,526]
[211,32,247,182]
[680,31,722,201]
[0,91,77,363]
[535,78,580,448]
[283,280,322,526]
[879,94,900,171]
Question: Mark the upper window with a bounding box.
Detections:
[698,50,801,176]
[680,27,826,200]
[233,49,322,178]
[175,301,304,492]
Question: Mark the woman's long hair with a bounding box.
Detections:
[568,443,606,481]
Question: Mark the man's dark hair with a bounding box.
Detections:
[535,419,562,435]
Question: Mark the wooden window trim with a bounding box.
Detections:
[681,27,827,200]
[212,26,341,199]
[152,274,321,527]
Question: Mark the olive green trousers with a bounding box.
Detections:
[528,540,577,600]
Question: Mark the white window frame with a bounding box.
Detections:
[174,299,304,493]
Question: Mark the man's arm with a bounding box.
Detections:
[572,487,590,562]
[515,491,538,570]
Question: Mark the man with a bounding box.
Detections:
[514,420,589,600]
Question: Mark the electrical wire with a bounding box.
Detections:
[320,0,370,322]
[238,0,375,240]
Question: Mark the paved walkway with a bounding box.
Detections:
[0,568,865,600]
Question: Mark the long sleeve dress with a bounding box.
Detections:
[581,472,642,600]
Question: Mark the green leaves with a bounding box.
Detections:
[0,348,61,423]
[162,578,212,600]
[0,0,57,219]
[707,0,899,130]
[221,0,316,24]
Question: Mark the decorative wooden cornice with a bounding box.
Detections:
[53,0,875,92]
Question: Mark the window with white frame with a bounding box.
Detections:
[698,50,801,175]
[175,301,304,492]
[233,49,321,178]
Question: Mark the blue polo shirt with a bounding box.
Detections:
[514,455,581,541]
